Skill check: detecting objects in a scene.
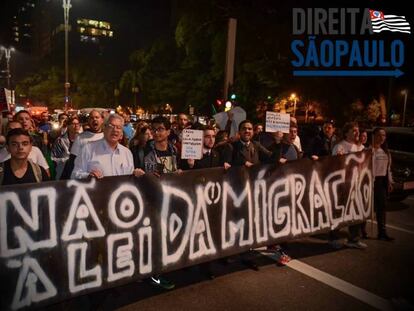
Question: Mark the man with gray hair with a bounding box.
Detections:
[71,114,144,179]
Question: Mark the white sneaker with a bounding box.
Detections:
[345,240,367,249]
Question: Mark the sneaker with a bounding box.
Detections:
[328,239,343,250]
[274,249,291,265]
[377,234,395,242]
[345,240,367,249]
[149,276,175,290]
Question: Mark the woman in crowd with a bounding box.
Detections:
[130,125,152,169]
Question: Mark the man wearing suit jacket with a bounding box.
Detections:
[225,120,273,167]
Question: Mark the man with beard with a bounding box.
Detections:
[181,125,226,279]
[224,120,272,167]
[61,110,104,179]
[183,125,222,170]
[71,114,142,179]
[223,120,273,271]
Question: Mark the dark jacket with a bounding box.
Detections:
[181,149,221,170]
[143,141,179,174]
[226,140,272,166]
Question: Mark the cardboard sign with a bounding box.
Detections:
[265,111,290,133]
[181,129,203,159]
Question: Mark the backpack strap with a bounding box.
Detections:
[28,159,42,183]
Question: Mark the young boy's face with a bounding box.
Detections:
[151,122,170,143]
[7,134,32,160]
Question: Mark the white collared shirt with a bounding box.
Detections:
[332,140,363,155]
[71,138,134,179]
[70,131,104,157]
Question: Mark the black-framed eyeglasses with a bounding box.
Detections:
[151,127,166,133]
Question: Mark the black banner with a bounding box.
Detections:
[0,150,372,310]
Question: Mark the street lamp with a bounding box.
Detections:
[62,0,72,111]
[290,93,297,117]
[0,46,15,89]
[401,89,408,127]
[132,86,139,110]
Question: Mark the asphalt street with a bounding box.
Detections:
[48,196,414,311]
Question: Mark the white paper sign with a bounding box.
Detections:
[265,111,290,133]
[181,129,203,159]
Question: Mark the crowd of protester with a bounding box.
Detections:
[0,108,395,289]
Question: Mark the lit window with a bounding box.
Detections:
[79,27,85,33]
[109,31,113,37]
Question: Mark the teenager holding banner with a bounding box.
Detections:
[143,116,178,290]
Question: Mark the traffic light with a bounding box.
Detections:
[230,93,236,100]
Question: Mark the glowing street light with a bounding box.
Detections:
[401,89,408,127]
[225,100,232,111]
[290,93,298,117]
[62,0,72,111]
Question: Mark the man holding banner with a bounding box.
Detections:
[224,120,273,168]
[71,114,143,179]
[330,122,367,250]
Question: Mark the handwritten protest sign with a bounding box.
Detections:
[181,129,203,159]
[265,111,290,133]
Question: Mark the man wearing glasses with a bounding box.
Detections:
[143,116,179,290]
[71,114,144,179]
[144,116,179,176]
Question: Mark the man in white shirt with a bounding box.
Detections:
[61,110,104,179]
[72,114,144,179]
[330,122,367,249]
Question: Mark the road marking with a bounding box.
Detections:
[367,220,414,235]
[263,253,393,311]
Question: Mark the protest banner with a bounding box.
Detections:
[0,151,372,310]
